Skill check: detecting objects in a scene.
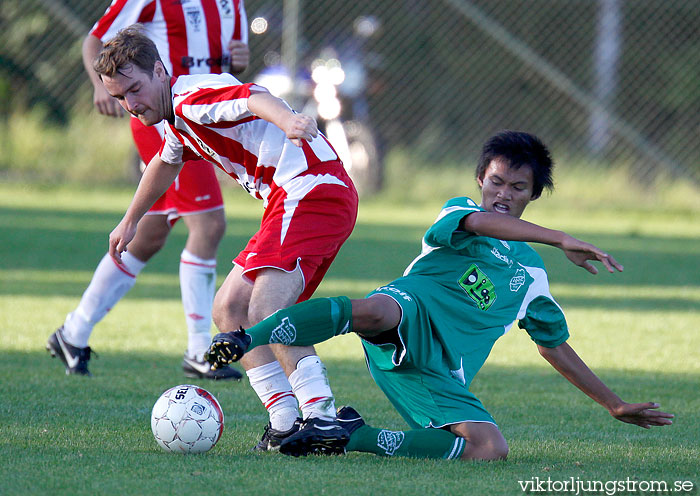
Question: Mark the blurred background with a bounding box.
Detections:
[0,0,698,195]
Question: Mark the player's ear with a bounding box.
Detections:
[154,61,166,80]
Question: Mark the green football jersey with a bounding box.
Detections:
[371,196,568,386]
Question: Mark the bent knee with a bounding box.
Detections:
[211,297,227,331]
[128,233,168,260]
[353,295,401,335]
[479,439,508,461]
[459,437,508,461]
[212,292,248,331]
[186,211,226,244]
[204,215,226,242]
[452,422,509,461]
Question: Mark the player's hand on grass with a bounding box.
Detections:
[109,220,137,264]
[557,234,624,275]
[609,402,674,429]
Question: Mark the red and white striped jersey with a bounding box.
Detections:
[160,73,341,203]
[90,0,247,77]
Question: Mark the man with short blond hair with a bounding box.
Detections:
[99,27,358,456]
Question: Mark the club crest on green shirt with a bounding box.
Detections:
[459,264,497,310]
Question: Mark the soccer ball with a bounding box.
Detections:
[150,384,224,454]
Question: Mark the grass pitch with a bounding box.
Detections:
[0,183,698,495]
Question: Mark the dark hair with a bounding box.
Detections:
[476,130,554,198]
[93,25,164,79]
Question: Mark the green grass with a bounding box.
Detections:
[0,181,698,495]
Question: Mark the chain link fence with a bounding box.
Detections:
[1,0,698,186]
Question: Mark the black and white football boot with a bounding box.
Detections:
[182,353,243,380]
[336,406,366,436]
[279,417,350,457]
[252,419,302,452]
[46,326,94,376]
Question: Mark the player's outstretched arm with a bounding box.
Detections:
[555,234,623,275]
[109,156,183,263]
[537,342,674,429]
[462,212,623,274]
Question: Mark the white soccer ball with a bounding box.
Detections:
[150,384,224,454]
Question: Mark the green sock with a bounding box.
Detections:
[245,296,353,350]
[346,425,465,460]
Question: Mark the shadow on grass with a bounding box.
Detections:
[2,350,698,493]
[1,205,698,310]
[3,349,697,439]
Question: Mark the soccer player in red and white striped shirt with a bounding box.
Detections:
[49,1,249,381]
[95,27,359,456]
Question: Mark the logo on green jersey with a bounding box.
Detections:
[459,264,497,310]
[509,268,526,292]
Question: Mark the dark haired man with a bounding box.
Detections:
[97,27,359,456]
[207,130,673,459]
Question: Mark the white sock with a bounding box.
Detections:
[247,361,299,432]
[180,249,216,361]
[288,355,336,421]
[63,252,146,348]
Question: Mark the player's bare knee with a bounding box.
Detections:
[247,303,273,328]
[458,437,508,461]
[128,233,167,261]
[202,214,225,243]
[353,296,401,335]
[212,291,245,331]
[211,294,227,330]
[452,422,508,461]
[485,437,509,460]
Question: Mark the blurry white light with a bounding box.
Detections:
[313,82,337,103]
[255,73,292,97]
[310,58,325,71]
[325,120,350,166]
[318,98,341,120]
[326,58,342,69]
[354,16,380,38]
[251,17,268,34]
[263,50,281,66]
[311,65,329,84]
[329,66,345,85]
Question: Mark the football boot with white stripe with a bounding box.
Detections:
[182,353,243,380]
[336,406,366,436]
[279,417,350,457]
[46,326,93,376]
[252,419,302,451]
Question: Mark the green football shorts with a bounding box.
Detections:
[362,287,497,429]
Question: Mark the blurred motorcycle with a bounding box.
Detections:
[254,17,383,196]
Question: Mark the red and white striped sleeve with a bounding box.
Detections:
[160,124,199,165]
[176,82,264,125]
[90,0,156,42]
